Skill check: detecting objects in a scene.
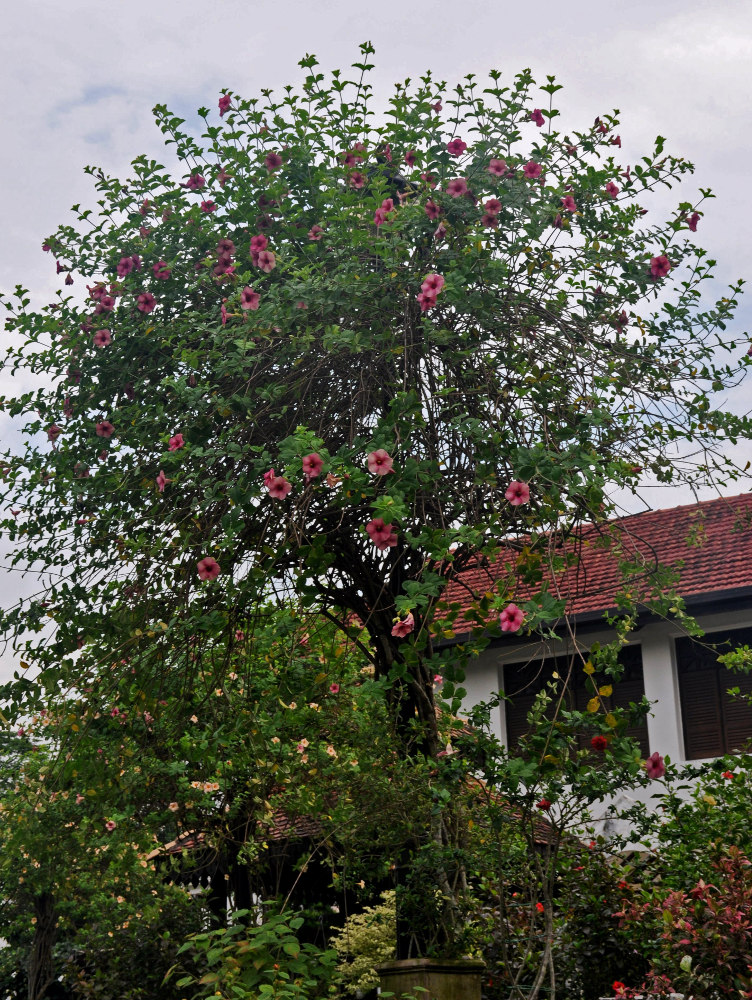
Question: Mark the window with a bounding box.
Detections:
[676,627,752,760]
[503,644,649,756]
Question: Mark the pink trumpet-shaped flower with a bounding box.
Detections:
[250,234,268,254]
[644,752,666,779]
[137,292,156,314]
[530,108,545,127]
[523,161,542,179]
[391,613,415,638]
[200,200,217,214]
[446,138,467,157]
[484,198,502,216]
[488,159,508,177]
[240,287,260,310]
[302,453,324,478]
[185,173,206,190]
[687,212,700,232]
[153,261,171,280]
[505,481,530,506]
[350,172,365,189]
[156,470,168,492]
[267,475,292,499]
[367,449,393,475]
[605,181,620,198]
[560,195,577,212]
[95,420,115,438]
[47,424,62,442]
[265,152,283,171]
[308,225,324,241]
[421,273,445,294]
[93,329,112,347]
[256,250,276,273]
[263,468,276,487]
[197,556,221,581]
[446,177,468,198]
[499,603,524,632]
[167,433,184,451]
[650,255,672,278]
[218,94,231,116]
[425,200,440,220]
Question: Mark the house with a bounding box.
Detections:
[450,493,752,787]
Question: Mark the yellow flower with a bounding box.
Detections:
[586,697,600,713]
[598,685,613,697]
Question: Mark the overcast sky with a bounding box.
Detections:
[1,0,751,682]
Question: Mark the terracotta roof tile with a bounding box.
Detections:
[444,492,752,633]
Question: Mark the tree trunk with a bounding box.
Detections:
[27,892,57,1000]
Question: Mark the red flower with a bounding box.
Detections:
[197,556,221,581]
[612,983,626,997]
[530,109,545,127]
[536,798,551,811]
[687,212,700,232]
[200,200,217,214]
[722,770,734,780]
[218,94,231,116]
[591,735,608,751]
[535,901,545,912]
[446,138,467,157]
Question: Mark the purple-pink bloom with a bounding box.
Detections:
[687,212,700,232]
[308,225,324,241]
[250,234,268,254]
[197,556,221,581]
[425,200,440,220]
[484,198,502,216]
[605,181,620,198]
[240,287,260,310]
[47,424,62,442]
[488,159,508,177]
[530,108,545,127]
[117,256,135,277]
[95,420,115,439]
[200,200,217,214]
[256,250,276,273]
[644,752,665,779]
[153,261,171,280]
[350,172,365,189]
[263,468,276,487]
[302,453,324,478]
[391,613,415,638]
[404,150,416,168]
[560,195,577,213]
[505,480,530,506]
[650,255,672,278]
[367,449,394,475]
[523,161,542,179]
[217,166,231,187]
[168,433,184,452]
[268,476,292,499]
[136,292,156,314]
[265,152,283,171]
[156,469,168,492]
[446,178,468,198]
[185,173,206,190]
[499,603,524,633]
[421,273,445,294]
[447,138,467,157]
[218,94,231,116]
[93,329,112,347]
[417,290,437,312]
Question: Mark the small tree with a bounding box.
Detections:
[1,43,751,958]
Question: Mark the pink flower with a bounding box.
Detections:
[329,683,340,694]
[263,468,276,487]
[687,212,700,232]
[95,420,115,439]
[505,481,530,506]
[432,100,442,112]
[433,223,447,241]
[650,255,672,278]
[425,200,441,220]
[446,177,468,198]
[200,200,217,214]
[197,556,221,581]
[217,166,231,187]
[535,902,545,913]
[350,172,365,189]
[302,453,324,478]
[560,195,577,212]
[156,470,168,492]
[417,290,437,311]
[47,424,62,442]
[265,152,283,171]
[96,295,115,313]
[404,150,416,168]
[605,181,620,198]
[185,173,206,190]
[499,603,524,632]
[484,198,502,216]
[391,613,415,638]
[93,329,112,347]
[250,234,268,254]
[447,138,467,157]
[168,433,184,451]
[523,161,542,179]
[367,449,393,475]
[268,475,292,499]
[373,208,388,227]
[421,171,437,188]
[488,159,508,177]
[611,135,622,148]
[137,292,156,314]
[433,674,443,685]
[308,225,324,241]
[481,213,498,228]
[75,793,85,805]
[218,94,231,116]
[105,820,117,832]
[153,261,171,280]
[240,287,260,310]
[117,256,135,277]
[644,752,665,779]
[257,250,276,273]
[63,397,73,418]
[366,518,397,551]
[530,108,545,127]
[421,273,445,294]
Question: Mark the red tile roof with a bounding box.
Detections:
[444,493,752,634]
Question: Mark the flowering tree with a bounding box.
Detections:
[1,43,751,960]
